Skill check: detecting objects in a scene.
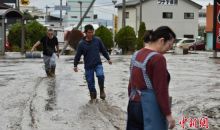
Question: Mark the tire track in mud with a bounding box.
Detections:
[29,77,44,128]
[78,101,126,130]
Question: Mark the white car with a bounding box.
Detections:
[174,38,196,49]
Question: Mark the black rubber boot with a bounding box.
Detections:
[99,87,106,100]
[90,92,97,100]
[46,69,52,77]
[50,67,56,77]
[98,76,106,100]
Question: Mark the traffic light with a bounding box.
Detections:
[21,0,29,5]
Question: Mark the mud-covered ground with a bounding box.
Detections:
[0,52,219,130]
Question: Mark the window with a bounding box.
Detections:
[158,0,178,5]
[71,16,77,18]
[125,12,129,18]
[93,14,98,19]
[163,12,173,19]
[199,13,206,18]
[184,35,194,38]
[184,13,194,19]
[183,39,195,43]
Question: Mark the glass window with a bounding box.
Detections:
[163,12,173,19]
[126,12,129,18]
[183,40,195,43]
[184,13,194,19]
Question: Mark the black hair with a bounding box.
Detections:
[144,26,176,43]
[47,28,54,32]
[84,24,94,32]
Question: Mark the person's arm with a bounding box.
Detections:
[151,55,175,129]
[98,38,112,64]
[55,37,59,57]
[73,43,83,72]
[31,41,41,52]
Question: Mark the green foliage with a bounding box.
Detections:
[23,11,35,21]
[115,26,137,54]
[8,23,22,49]
[95,26,114,49]
[136,22,146,50]
[8,20,47,51]
[26,21,47,48]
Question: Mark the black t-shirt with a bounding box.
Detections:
[40,36,58,56]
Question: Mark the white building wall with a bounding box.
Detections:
[117,0,200,38]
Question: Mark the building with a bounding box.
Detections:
[206,4,213,50]
[116,0,202,38]
[199,9,206,27]
[19,6,46,25]
[0,2,11,9]
[64,0,94,28]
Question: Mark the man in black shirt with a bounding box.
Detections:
[31,29,59,77]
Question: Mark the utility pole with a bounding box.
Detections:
[46,5,49,23]
[78,1,82,31]
[140,0,142,24]
[60,0,62,27]
[17,0,20,10]
[61,0,96,54]
[112,0,117,47]
[122,0,126,28]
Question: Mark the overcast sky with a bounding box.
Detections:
[28,0,213,20]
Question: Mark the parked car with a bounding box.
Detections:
[174,38,196,49]
[188,40,205,51]
[4,38,11,51]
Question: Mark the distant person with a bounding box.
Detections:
[127,26,176,130]
[31,29,59,77]
[73,24,112,102]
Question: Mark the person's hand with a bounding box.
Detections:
[166,114,175,129]
[74,67,78,72]
[108,60,112,65]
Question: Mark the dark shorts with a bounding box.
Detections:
[127,101,144,130]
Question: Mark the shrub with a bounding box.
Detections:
[8,20,47,51]
[95,26,114,49]
[115,26,137,54]
[136,22,146,50]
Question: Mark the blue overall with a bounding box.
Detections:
[127,51,168,130]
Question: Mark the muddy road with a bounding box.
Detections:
[0,52,219,130]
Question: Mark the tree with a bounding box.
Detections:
[8,23,22,49]
[95,26,114,49]
[115,26,137,54]
[136,22,146,50]
[23,10,35,21]
[8,20,47,51]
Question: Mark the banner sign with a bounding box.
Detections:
[215,1,220,49]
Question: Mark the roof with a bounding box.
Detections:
[115,0,202,9]
[0,9,23,18]
[0,3,11,9]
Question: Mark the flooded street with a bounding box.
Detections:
[0,52,219,130]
